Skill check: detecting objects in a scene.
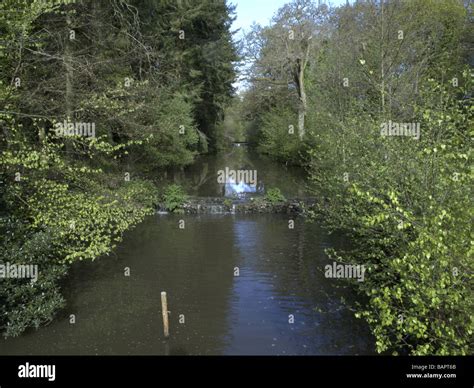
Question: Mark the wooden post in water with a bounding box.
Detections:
[161,291,169,338]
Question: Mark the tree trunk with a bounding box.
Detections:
[380,0,385,117]
[297,63,307,140]
[64,13,73,153]
[65,19,73,121]
[38,124,45,143]
[298,107,305,139]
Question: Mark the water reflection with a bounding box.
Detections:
[164,145,307,198]
[0,214,375,355]
[224,179,260,196]
[225,216,374,355]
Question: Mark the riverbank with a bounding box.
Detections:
[158,196,316,214]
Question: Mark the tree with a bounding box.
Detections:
[132,0,239,150]
[245,0,329,139]
[0,0,238,336]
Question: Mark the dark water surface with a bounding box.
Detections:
[162,145,309,198]
[1,214,374,355]
[0,147,375,355]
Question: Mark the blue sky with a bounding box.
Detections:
[231,0,349,37]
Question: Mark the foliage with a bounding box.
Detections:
[133,0,238,151]
[0,0,236,337]
[0,131,157,336]
[257,107,303,164]
[307,72,473,355]
[265,188,287,204]
[0,222,67,338]
[244,0,473,355]
[161,184,188,213]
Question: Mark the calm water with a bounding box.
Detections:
[0,147,375,355]
[0,214,374,355]
[162,145,309,198]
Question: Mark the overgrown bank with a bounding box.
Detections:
[242,0,473,355]
[0,0,237,337]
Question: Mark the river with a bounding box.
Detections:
[0,145,375,355]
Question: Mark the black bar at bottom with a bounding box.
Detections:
[0,356,471,387]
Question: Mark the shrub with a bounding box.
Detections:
[161,184,187,213]
[265,188,286,204]
[0,138,157,337]
[258,107,303,165]
[306,74,473,355]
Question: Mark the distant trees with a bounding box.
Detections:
[132,0,238,150]
[1,0,238,165]
[245,0,329,139]
[244,0,470,153]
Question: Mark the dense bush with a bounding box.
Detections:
[0,135,157,337]
[258,107,303,164]
[0,0,236,337]
[244,0,472,355]
[307,75,473,355]
[0,222,67,337]
[265,188,287,204]
[161,184,188,213]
